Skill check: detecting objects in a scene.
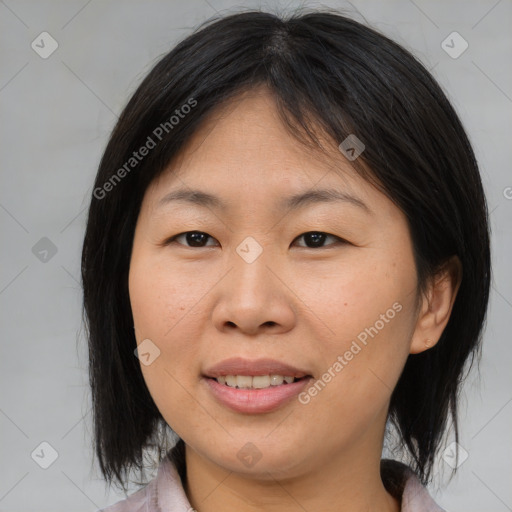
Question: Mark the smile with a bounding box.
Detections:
[215,374,302,389]
[203,375,312,414]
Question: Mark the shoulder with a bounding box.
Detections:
[381,459,446,512]
[96,484,149,512]
[96,453,191,512]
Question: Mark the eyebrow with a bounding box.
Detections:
[156,188,372,214]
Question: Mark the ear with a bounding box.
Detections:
[409,255,462,354]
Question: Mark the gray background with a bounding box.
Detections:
[1,0,511,511]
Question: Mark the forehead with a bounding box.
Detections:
[147,88,373,205]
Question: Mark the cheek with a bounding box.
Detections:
[297,305,415,446]
[295,254,417,423]
[128,255,192,385]
[295,250,416,350]
[129,252,203,342]
[129,257,206,434]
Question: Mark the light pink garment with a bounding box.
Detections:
[98,455,445,512]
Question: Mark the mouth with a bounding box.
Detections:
[202,358,314,414]
[203,356,312,380]
[210,374,310,389]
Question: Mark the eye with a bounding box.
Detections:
[166,231,218,248]
[292,231,345,249]
[164,230,346,249]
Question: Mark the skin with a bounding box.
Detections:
[128,86,461,512]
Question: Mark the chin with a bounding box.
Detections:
[198,437,311,479]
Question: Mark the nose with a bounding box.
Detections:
[211,247,296,336]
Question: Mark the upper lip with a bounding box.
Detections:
[203,357,312,378]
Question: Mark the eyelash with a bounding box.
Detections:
[164,231,347,250]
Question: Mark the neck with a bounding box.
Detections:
[183,439,400,512]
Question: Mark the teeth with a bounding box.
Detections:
[225,375,237,387]
[253,375,271,388]
[214,374,299,389]
[270,375,284,386]
[236,375,252,389]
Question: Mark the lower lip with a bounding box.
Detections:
[203,376,312,414]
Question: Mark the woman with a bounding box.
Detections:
[82,8,491,511]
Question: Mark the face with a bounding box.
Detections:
[128,87,422,479]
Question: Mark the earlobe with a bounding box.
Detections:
[409,255,462,354]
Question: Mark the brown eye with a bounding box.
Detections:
[167,231,218,248]
[293,231,344,249]
[165,230,345,249]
